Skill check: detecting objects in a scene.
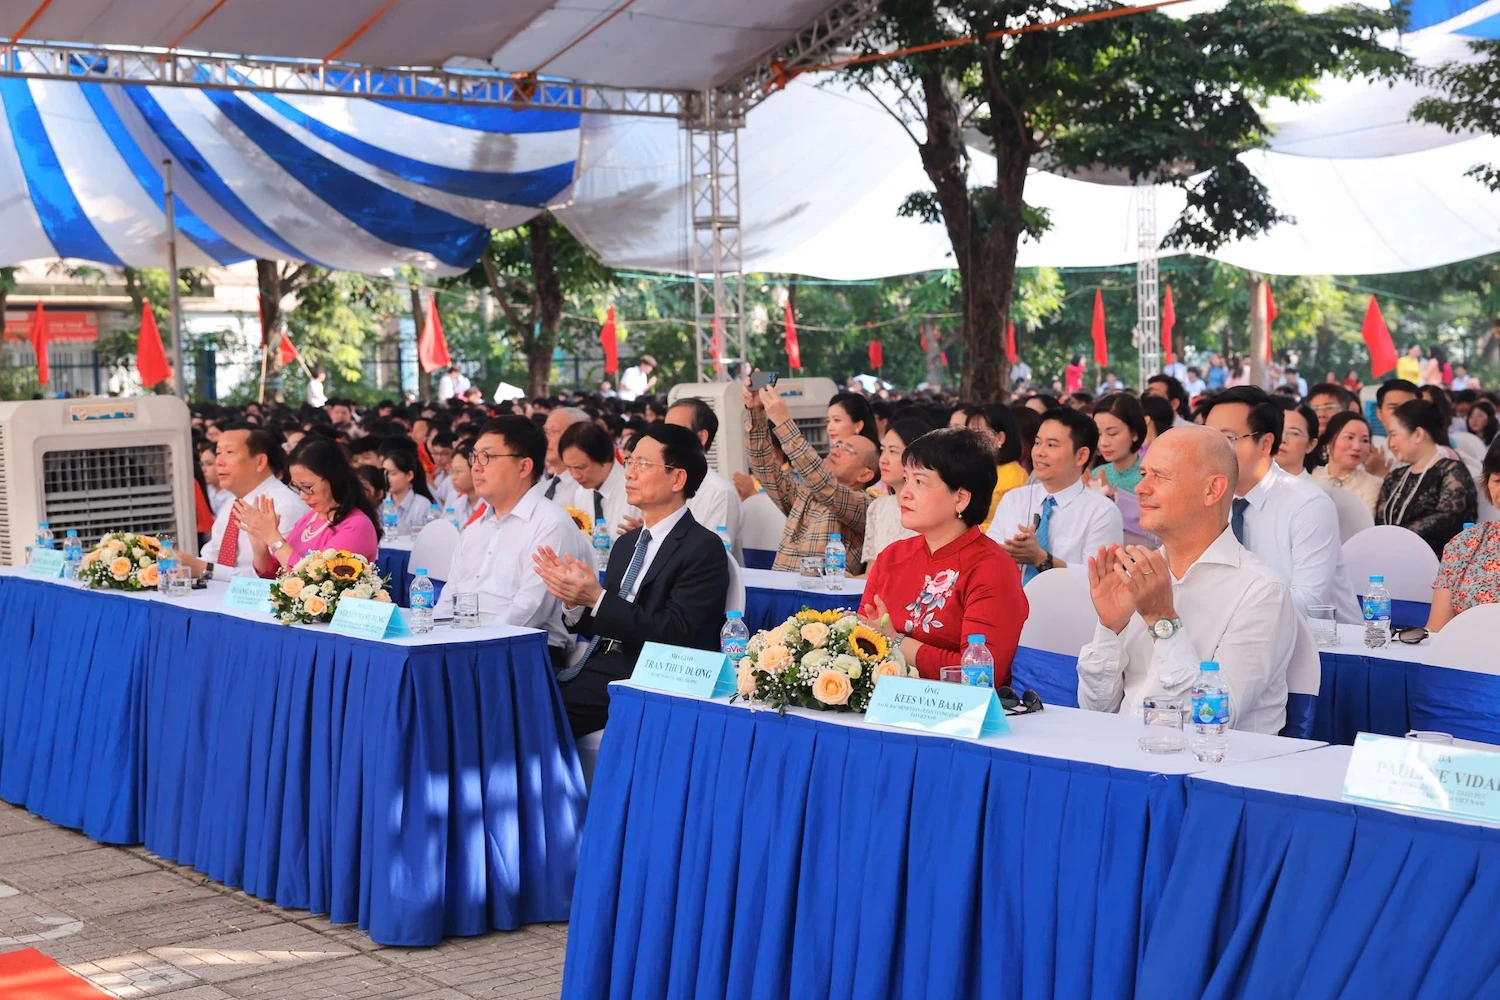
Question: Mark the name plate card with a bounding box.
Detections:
[865,676,1010,739]
[1343,732,1500,826]
[221,576,274,615]
[24,549,66,579]
[630,642,735,698]
[329,596,412,640]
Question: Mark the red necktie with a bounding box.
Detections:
[463,503,487,528]
[218,506,241,568]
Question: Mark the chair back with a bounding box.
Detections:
[409,518,460,582]
[1320,484,1375,542]
[725,554,746,615]
[1431,603,1500,670]
[740,492,787,567]
[1019,568,1098,657]
[1341,525,1439,605]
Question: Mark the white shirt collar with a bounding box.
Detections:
[1041,477,1088,509]
[1173,525,1245,579]
[639,503,690,542]
[1240,461,1286,511]
[481,480,549,524]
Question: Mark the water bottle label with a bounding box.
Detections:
[722,640,747,663]
[825,553,845,572]
[961,664,994,687]
[1192,692,1229,726]
[410,592,433,610]
[1361,598,1392,621]
[159,557,177,574]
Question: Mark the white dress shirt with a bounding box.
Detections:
[569,504,693,620]
[986,478,1124,572]
[567,462,640,538]
[1077,528,1312,735]
[206,484,234,516]
[619,365,651,402]
[434,482,592,646]
[391,488,434,535]
[1238,462,1361,624]
[305,378,327,408]
[436,373,456,402]
[448,493,475,525]
[200,476,309,575]
[862,493,916,564]
[687,468,743,562]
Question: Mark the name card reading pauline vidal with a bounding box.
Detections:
[25,549,67,579]
[221,575,274,615]
[631,641,735,698]
[865,676,1009,739]
[329,596,412,640]
[1343,732,1500,826]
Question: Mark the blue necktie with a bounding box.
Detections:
[1022,496,1056,585]
[557,527,652,682]
[1231,497,1249,545]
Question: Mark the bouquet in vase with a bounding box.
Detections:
[735,607,919,714]
[77,532,164,591]
[270,549,389,625]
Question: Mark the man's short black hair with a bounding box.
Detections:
[1377,379,1421,407]
[220,423,287,478]
[559,421,616,465]
[1202,385,1285,454]
[477,415,547,483]
[1306,382,1350,405]
[666,397,720,450]
[901,427,999,528]
[634,423,708,499]
[1039,406,1100,461]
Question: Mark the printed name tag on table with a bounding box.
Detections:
[1343,732,1500,826]
[329,596,412,640]
[25,549,66,579]
[865,676,1010,739]
[631,642,735,698]
[221,576,274,614]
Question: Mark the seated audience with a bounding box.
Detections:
[446,445,479,524]
[380,447,436,533]
[427,431,457,507]
[542,407,592,501]
[1090,393,1147,494]
[861,416,934,568]
[179,426,309,578]
[828,391,881,446]
[1076,427,1315,734]
[535,424,731,737]
[239,438,380,576]
[665,398,743,554]
[1305,382,1353,436]
[1368,378,1420,476]
[1274,402,1320,478]
[862,428,1025,682]
[966,404,1028,529]
[560,421,640,537]
[1429,440,1500,630]
[1468,399,1498,445]
[987,407,1124,582]
[1311,412,1382,517]
[200,443,232,514]
[356,465,388,509]
[1376,399,1478,556]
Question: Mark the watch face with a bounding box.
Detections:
[1152,619,1174,638]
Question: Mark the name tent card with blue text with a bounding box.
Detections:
[221,576,274,615]
[1343,732,1500,826]
[865,676,1010,739]
[329,596,412,640]
[25,549,66,579]
[631,642,736,698]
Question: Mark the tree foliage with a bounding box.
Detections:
[1412,40,1500,191]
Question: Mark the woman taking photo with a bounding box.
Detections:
[860,416,934,569]
[1429,441,1500,630]
[1312,412,1382,517]
[967,403,1028,529]
[860,427,1025,683]
[1090,393,1147,494]
[1375,399,1477,555]
[238,438,381,578]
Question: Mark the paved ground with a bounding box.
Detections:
[0,802,567,999]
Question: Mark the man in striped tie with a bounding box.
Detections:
[535,424,731,738]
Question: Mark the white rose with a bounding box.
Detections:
[801,649,833,672]
[833,654,861,675]
[348,585,372,600]
[321,581,335,596]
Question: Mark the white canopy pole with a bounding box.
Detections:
[163,158,185,398]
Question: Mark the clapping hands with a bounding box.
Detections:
[1087,544,1176,634]
[533,545,604,610]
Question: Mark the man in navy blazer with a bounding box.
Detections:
[535,423,731,737]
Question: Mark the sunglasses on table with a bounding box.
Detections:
[997,686,1044,716]
[1392,626,1429,645]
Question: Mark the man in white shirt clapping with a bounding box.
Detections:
[1076,426,1316,735]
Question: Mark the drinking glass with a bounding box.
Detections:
[1405,730,1454,744]
[1139,695,1186,754]
[940,666,965,685]
[799,556,824,592]
[1307,605,1338,648]
[453,592,480,629]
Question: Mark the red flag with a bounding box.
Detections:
[1263,284,1279,363]
[1005,321,1017,365]
[940,350,949,368]
[599,305,618,375]
[277,331,299,369]
[30,302,48,385]
[418,292,451,373]
[1161,285,1176,365]
[1360,296,1399,378]
[136,301,172,387]
[869,340,884,369]
[783,299,801,370]
[1091,289,1108,366]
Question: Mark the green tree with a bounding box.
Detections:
[849,0,1408,401]
[282,271,405,403]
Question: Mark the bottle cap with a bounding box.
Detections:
[717,525,727,531]
[726,610,742,619]
[414,568,428,576]
[1369,574,1384,584]
[1464,522,1476,530]
[595,518,606,525]
[39,522,48,528]
[830,533,842,541]
[1200,661,1220,671]
[66,529,77,535]
[967,634,986,644]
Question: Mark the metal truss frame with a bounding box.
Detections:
[685,90,745,384]
[1135,185,1161,390]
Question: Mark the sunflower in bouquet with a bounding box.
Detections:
[269,549,390,625]
[562,506,593,533]
[77,532,164,591]
[735,607,919,714]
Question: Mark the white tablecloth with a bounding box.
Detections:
[741,567,866,597]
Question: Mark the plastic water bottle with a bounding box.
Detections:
[593,518,611,570]
[717,524,732,555]
[1190,661,1230,763]
[1363,574,1391,648]
[424,503,439,529]
[824,533,847,592]
[409,568,434,633]
[381,496,398,538]
[960,634,994,687]
[1464,521,1476,531]
[35,521,54,552]
[63,529,82,578]
[445,506,460,530]
[158,534,179,597]
[721,609,749,667]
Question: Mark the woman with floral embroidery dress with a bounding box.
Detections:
[860,427,1027,683]
[1428,440,1500,631]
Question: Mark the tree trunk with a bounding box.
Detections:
[410,287,431,400]
[1249,278,1269,389]
[255,260,281,348]
[528,219,563,399]
[922,321,946,386]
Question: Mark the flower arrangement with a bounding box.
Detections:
[269,549,389,625]
[734,607,920,714]
[562,505,593,533]
[77,532,163,591]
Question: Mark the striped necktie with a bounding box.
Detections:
[556,527,653,683]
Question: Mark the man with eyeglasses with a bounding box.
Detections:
[1202,386,1361,625]
[434,417,592,663]
[1304,383,1352,436]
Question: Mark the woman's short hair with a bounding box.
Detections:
[970,404,1023,464]
[901,427,999,528]
[1139,394,1176,440]
[1091,393,1147,454]
[290,438,384,540]
[1391,399,1451,447]
[829,392,881,445]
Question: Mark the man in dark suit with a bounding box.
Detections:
[534,423,731,738]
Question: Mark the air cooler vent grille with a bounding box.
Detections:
[41,445,178,547]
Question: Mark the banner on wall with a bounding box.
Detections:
[3,310,99,342]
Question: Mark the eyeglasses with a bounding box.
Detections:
[1310,403,1343,415]
[471,450,524,468]
[828,441,860,456]
[291,481,321,497]
[1219,431,1264,446]
[622,458,679,474]
[997,686,1044,716]
[1283,428,1308,440]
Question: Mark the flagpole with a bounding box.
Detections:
[163,159,186,398]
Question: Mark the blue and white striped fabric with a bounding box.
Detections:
[0,58,579,275]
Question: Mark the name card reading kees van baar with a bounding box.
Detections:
[630,641,735,698]
[1343,732,1500,825]
[865,676,1009,739]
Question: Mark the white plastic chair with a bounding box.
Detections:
[1431,603,1500,669]
[1019,568,1098,657]
[1320,484,1375,543]
[409,518,460,582]
[577,730,604,790]
[1341,525,1439,604]
[739,492,788,554]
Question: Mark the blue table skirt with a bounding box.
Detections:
[0,577,584,946]
[377,547,412,606]
[1140,777,1500,999]
[744,585,859,634]
[563,685,1188,1000]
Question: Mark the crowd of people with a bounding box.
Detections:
[179,345,1500,740]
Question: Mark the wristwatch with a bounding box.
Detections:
[1038,552,1054,572]
[1149,617,1182,640]
[202,564,215,581]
